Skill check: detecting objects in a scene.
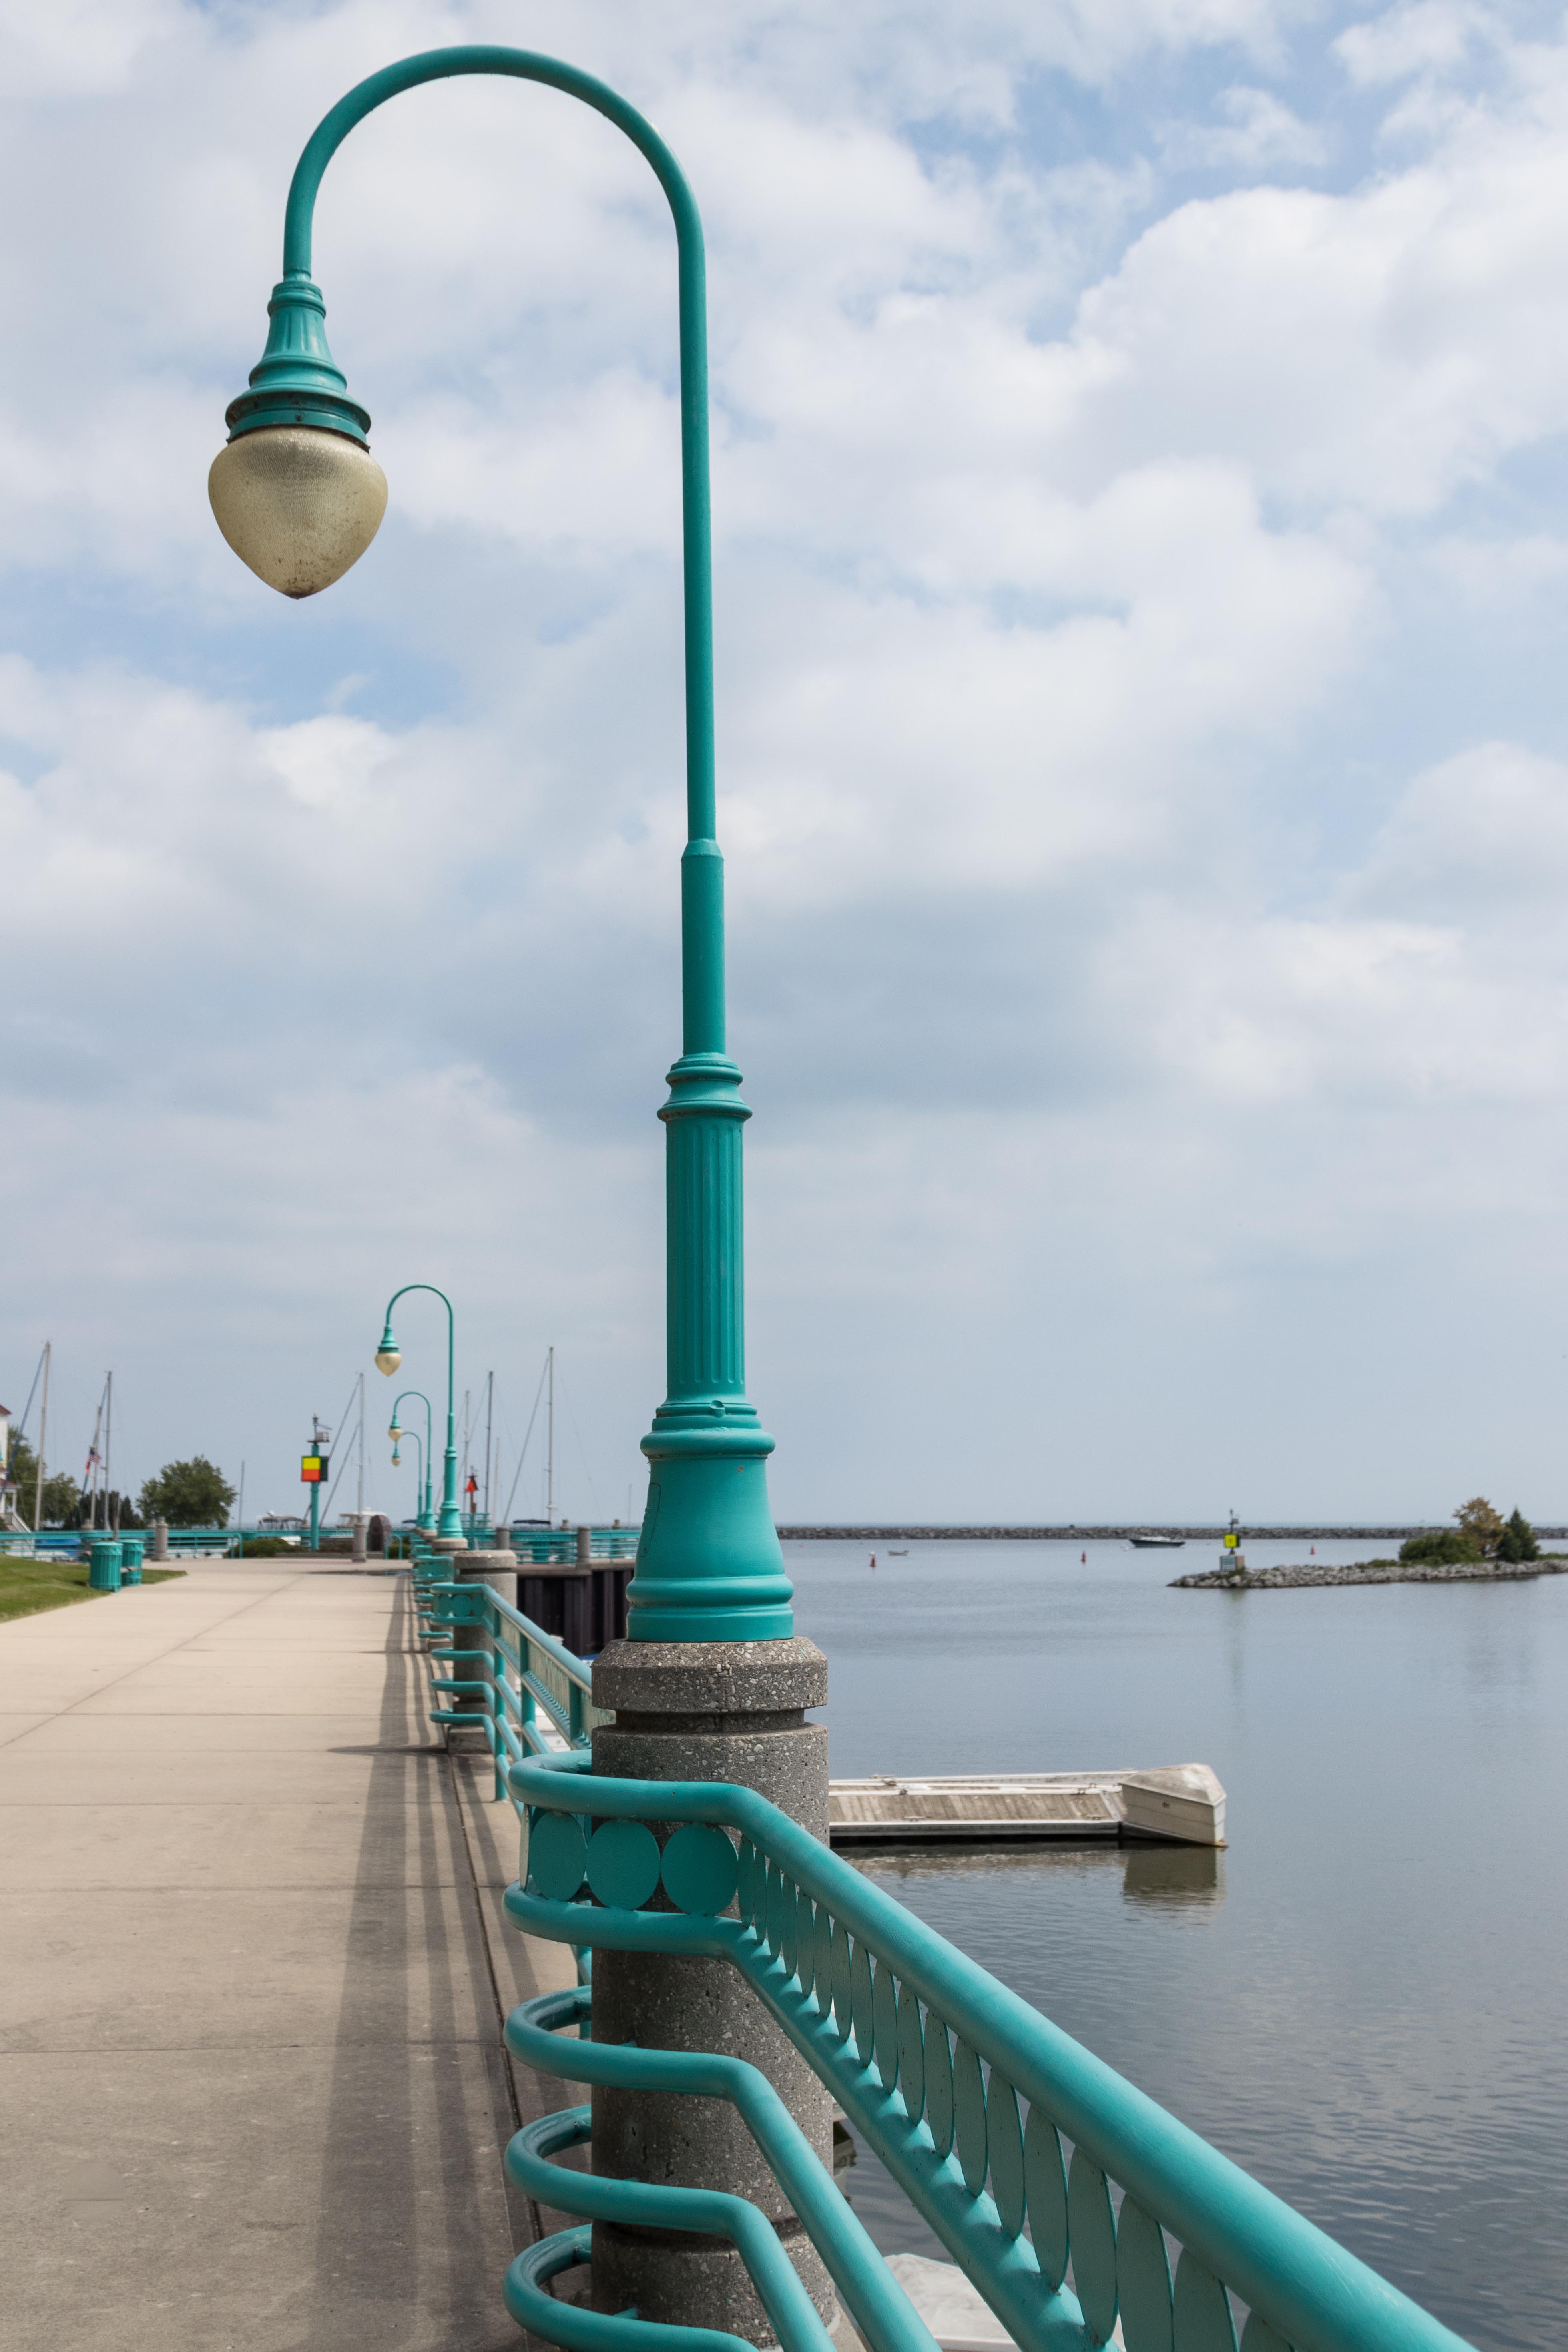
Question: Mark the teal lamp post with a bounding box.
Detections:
[390,1429,426,1531]
[212,48,793,1642]
[387,1391,436,1533]
[373,1284,463,1540]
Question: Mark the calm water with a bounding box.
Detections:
[787,1539,1568,2352]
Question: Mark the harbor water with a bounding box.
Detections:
[787,1537,1568,2352]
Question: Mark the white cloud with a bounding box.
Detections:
[0,0,189,96]
[6,0,1568,1519]
[1161,84,1331,170]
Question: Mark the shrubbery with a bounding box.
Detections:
[1496,1507,1540,1563]
[1398,1529,1481,1565]
[1400,1501,1540,1566]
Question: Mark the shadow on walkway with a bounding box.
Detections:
[299,1577,528,2352]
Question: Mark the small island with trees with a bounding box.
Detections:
[1173,1498,1564,1590]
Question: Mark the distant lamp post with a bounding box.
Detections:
[374,1286,462,1539]
[387,1389,436,1533]
[391,1429,427,1533]
[212,46,793,1640]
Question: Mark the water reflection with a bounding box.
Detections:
[793,1538,1568,2352]
[1121,1842,1223,1908]
[851,1837,1224,1909]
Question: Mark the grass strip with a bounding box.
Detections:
[0,1559,186,1625]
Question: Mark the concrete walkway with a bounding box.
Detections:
[0,1561,579,2352]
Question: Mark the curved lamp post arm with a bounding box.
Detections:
[253,46,719,945]
[388,1387,434,1434]
[225,47,793,1637]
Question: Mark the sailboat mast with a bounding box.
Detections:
[483,1370,493,1525]
[85,1389,104,1532]
[546,1347,554,1525]
[105,1370,115,1533]
[34,1342,50,1531]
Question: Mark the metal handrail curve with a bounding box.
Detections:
[414,1557,608,1786]
[504,1753,1472,2352]
[506,1984,943,2352]
[411,1580,1470,2352]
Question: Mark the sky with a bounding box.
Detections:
[5,0,1568,1526]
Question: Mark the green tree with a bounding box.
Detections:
[2,1434,82,1529]
[68,1488,143,1531]
[1399,1529,1481,1565]
[1495,1507,1540,1564]
[138,1457,236,1527]
[1454,1497,1505,1557]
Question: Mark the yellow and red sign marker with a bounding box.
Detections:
[301,1454,326,1483]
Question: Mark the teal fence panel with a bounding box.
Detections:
[413,1583,1472,2352]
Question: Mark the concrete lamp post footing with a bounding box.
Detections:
[589,1636,832,2345]
[450,1549,519,1727]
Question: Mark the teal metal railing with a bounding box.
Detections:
[504,1981,945,2352]
[509,1525,639,1563]
[420,1583,1470,2352]
[418,1558,608,1792]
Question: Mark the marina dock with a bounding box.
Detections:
[828,1763,1226,1846]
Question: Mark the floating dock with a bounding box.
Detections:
[828,1763,1225,1848]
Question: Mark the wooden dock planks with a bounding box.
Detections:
[827,1764,1225,1847]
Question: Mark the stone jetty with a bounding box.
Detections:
[1173,1557,1568,1590]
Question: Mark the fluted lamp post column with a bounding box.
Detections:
[210,48,829,2345]
[373,1284,463,1543]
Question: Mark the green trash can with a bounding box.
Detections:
[88,1538,122,1591]
[120,1537,145,1585]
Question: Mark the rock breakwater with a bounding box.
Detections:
[1173,1558,1568,1590]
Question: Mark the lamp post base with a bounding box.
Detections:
[450,1549,518,1730]
[588,1637,832,2344]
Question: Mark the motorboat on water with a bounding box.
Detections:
[1128,1532,1186,1548]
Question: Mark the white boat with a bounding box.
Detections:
[1129,1533,1185,1549]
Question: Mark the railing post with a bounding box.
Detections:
[489,1602,508,1802]
[517,1633,539,1747]
[451,1544,519,1751]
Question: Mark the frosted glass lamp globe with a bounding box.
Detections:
[209,425,387,598]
